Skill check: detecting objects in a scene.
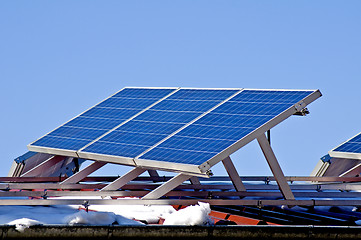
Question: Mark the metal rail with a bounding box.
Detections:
[1,176,361,206]
[1,176,361,183]
[1,198,361,207]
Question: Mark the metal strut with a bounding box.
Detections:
[257,133,295,200]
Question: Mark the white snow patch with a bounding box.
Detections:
[7,218,43,232]
[0,197,210,226]
[86,202,176,224]
[163,202,213,226]
[65,210,143,226]
[55,196,176,224]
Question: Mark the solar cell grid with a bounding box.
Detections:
[194,113,269,128]
[139,90,315,166]
[28,87,320,175]
[155,136,235,153]
[112,88,176,99]
[230,90,312,103]
[96,98,158,109]
[31,136,91,151]
[334,142,361,153]
[139,147,216,165]
[80,88,238,158]
[64,117,123,130]
[29,88,176,152]
[110,121,184,135]
[151,99,220,112]
[166,89,238,101]
[175,124,253,141]
[332,132,361,154]
[80,108,140,120]
[83,141,149,158]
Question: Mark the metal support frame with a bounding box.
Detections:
[257,133,295,200]
[147,169,160,183]
[21,156,66,177]
[189,176,201,185]
[61,161,107,184]
[222,156,246,192]
[142,173,192,200]
[101,167,146,191]
[340,163,361,177]
[148,170,159,178]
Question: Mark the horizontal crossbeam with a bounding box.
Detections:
[0,198,361,206]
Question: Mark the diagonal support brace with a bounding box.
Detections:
[257,133,295,200]
[61,161,107,184]
[21,155,66,177]
[142,173,192,200]
[101,167,146,191]
[340,163,361,177]
[222,156,246,192]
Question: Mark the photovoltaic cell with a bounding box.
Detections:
[29,88,176,151]
[140,90,314,165]
[81,89,238,158]
[64,117,124,130]
[332,132,361,154]
[28,87,320,175]
[31,136,91,151]
[166,89,238,101]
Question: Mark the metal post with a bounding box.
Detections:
[189,176,201,185]
[148,169,160,182]
[257,133,295,200]
[222,156,246,192]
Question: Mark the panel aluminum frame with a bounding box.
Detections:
[27,87,321,178]
[329,132,361,160]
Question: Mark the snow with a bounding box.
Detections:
[163,202,213,226]
[0,198,213,230]
[7,218,43,232]
[83,200,176,224]
[65,211,144,226]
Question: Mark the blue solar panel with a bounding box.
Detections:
[28,87,320,175]
[64,117,123,130]
[82,141,149,158]
[133,110,201,124]
[81,108,141,120]
[29,88,176,151]
[166,89,238,101]
[138,147,216,165]
[151,99,220,112]
[229,90,312,103]
[139,90,315,165]
[81,89,238,157]
[112,88,176,99]
[96,98,159,109]
[31,136,92,151]
[332,132,361,154]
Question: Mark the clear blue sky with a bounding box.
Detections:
[1,1,361,177]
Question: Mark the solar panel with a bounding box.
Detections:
[28,87,321,175]
[77,89,238,163]
[136,90,319,173]
[329,132,361,160]
[28,87,178,157]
